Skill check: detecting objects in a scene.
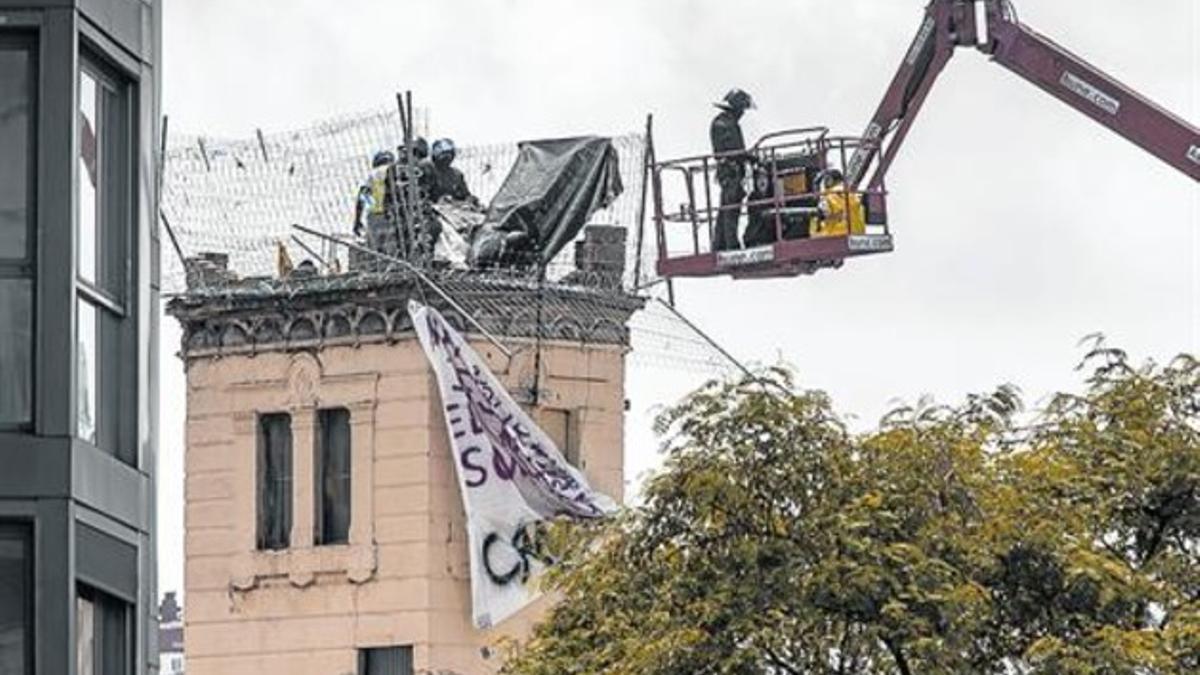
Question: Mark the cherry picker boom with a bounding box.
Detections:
[649,0,1199,280]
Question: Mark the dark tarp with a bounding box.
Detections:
[470,136,623,267]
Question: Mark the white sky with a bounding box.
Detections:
[158,0,1200,597]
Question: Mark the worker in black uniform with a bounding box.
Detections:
[411,136,430,162]
[426,138,476,204]
[417,138,481,261]
[710,88,756,251]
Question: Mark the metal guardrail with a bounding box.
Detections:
[651,131,889,262]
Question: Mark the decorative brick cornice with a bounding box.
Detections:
[167,271,644,359]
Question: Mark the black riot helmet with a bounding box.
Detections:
[400,136,429,161]
[431,138,456,165]
[371,150,395,168]
[715,88,756,113]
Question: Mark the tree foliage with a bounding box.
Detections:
[503,345,1200,674]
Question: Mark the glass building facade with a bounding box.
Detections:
[0,1,160,672]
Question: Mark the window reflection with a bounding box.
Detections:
[76,56,133,461]
[0,529,30,675]
[0,49,30,259]
[0,281,32,425]
[76,595,94,675]
[79,71,98,284]
[77,301,97,444]
[0,39,34,430]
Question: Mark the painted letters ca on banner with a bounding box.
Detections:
[409,301,617,629]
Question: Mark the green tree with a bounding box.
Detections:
[503,346,1200,674]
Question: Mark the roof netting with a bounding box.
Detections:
[161,105,726,376]
[161,107,657,294]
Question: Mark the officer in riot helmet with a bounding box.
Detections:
[710,88,756,251]
[354,150,397,239]
[412,136,429,161]
[426,138,475,204]
[397,136,430,165]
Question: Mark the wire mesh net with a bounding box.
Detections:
[162,104,721,376]
[161,107,658,294]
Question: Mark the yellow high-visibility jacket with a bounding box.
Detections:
[360,165,393,217]
[814,182,866,237]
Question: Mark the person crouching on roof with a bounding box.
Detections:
[423,138,487,260]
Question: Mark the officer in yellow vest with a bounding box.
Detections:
[355,151,396,234]
[354,150,401,253]
[813,169,866,238]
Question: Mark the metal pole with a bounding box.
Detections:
[197,137,211,172]
[290,233,331,270]
[404,91,423,262]
[159,212,188,271]
[157,115,169,199]
[292,224,514,358]
[701,157,714,247]
[654,298,787,397]
[156,115,188,279]
[685,171,700,254]
[256,128,270,163]
[655,298,755,380]
[632,114,652,290]
[390,92,411,261]
[643,120,676,306]
[771,147,784,242]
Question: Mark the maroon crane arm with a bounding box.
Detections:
[984,12,1200,182]
[848,0,1199,222]
[845,0,975,221]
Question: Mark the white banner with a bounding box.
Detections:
[409,301,617,628]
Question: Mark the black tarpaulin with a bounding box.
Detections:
[472,136,623,267]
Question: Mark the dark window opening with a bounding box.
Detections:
[257,412,293,551]
[539,408,579,468]
[76,585,131,675]
[0,523,32,675]
[359,646,414,675]
[0,34,36,429]
[315,408,352,546]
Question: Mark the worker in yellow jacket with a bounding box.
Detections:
[354,150,396,236]
[813,169,866,238]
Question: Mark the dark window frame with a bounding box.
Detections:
[0,32,38,432]
[540,408,579,468]
[76,50,132,306]
[74,45,137,465]
[257,412,293,551]
[314,407,352,546]
[76,584,133,675]
[359,646,415,675]
[0,522,33,675]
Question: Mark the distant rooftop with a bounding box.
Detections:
[157,592,184,653]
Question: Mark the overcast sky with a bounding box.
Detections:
[158,0,1199,597]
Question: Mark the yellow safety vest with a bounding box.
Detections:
[365,166,391,216]
[813,182,866,237]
